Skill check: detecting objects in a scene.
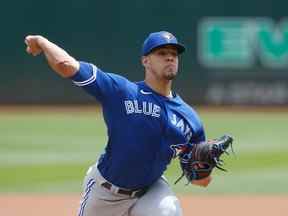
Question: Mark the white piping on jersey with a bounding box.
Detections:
[73,64,97,87]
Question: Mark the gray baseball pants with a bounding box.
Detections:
[77,164,183,216]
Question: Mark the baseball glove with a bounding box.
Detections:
[174,134,234,185]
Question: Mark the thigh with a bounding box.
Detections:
[78,166,137,216]
[129,177,183,216]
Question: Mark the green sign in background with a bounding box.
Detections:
[199,18,288,68]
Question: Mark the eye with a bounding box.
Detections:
[171,51,178,57]
[155,49,178,57]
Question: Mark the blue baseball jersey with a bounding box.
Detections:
[71,61,206,189]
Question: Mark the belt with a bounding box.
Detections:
[101,182,147,198]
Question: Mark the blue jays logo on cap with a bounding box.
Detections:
[163,32,174,41]
[142,31,185,56]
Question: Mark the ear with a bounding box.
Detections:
[141,56,149,67]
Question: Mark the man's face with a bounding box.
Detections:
[142,45,179,81]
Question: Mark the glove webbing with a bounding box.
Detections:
[174,136,234,185]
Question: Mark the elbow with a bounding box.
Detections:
[54,59,79,78]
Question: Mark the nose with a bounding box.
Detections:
[166,54,175,62]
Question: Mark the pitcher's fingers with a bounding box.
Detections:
[24,36,32,45]
[26,46,32,54]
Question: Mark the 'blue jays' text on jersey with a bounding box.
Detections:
[70,61,206,190]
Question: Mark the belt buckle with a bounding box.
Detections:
[130,190,138,197]
[131,188,146,198]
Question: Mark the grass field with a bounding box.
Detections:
[1,107,287,194]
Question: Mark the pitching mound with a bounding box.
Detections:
[0,194,287,215]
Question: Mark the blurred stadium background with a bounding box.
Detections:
[0,0,288,215]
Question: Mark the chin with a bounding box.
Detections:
[165,75,176,80]
[165,71,177,80]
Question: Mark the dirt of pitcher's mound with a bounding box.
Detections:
[0,194,288,216]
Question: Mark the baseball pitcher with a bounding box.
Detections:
[25,31,233,216]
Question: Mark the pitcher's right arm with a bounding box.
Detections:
[25,35,79,78]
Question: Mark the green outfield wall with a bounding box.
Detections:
[1,0,288,105]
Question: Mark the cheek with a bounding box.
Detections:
[150,60,162,70]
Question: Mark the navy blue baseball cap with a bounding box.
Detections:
[142,31,185,56]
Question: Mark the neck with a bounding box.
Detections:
[144,76,172,97]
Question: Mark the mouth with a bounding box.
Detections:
[165,64,176,69]
[164,65,178,79]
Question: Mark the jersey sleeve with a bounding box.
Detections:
[187,108,206,144]
[70,61,132,104]
[192,124,206,144]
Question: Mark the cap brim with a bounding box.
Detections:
[145,43,186,56]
